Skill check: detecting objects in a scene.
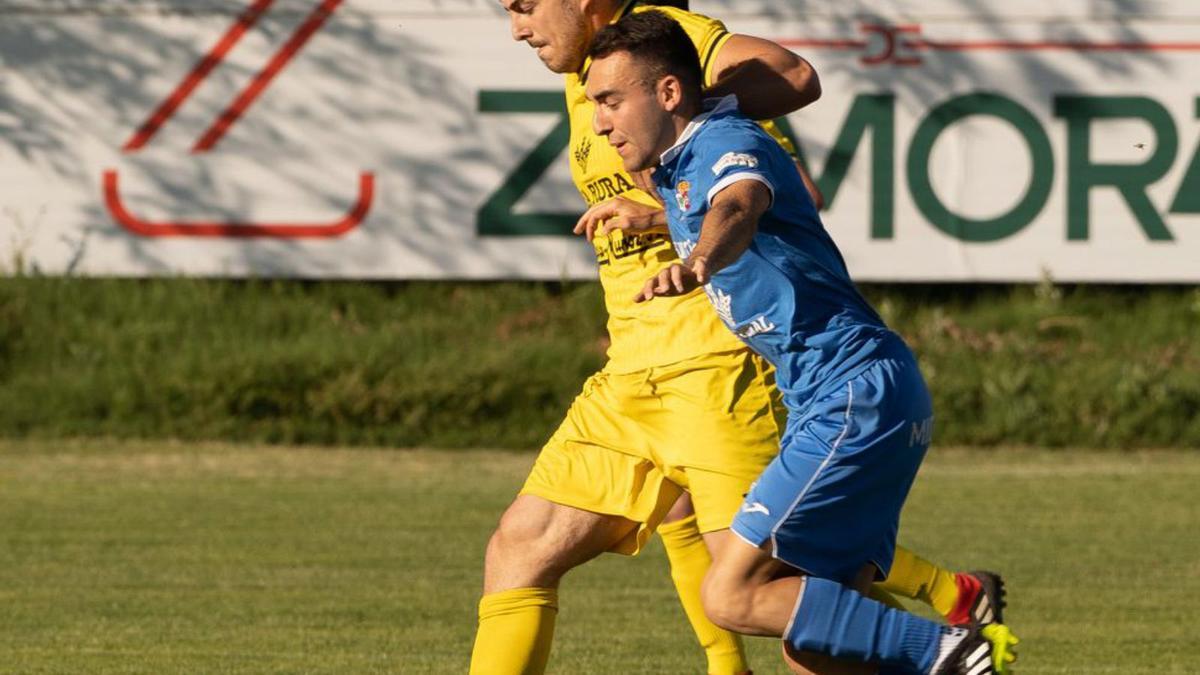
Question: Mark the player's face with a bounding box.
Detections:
[500,0,590,73]
[586,52,676,172]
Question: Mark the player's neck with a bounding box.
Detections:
[670,100,702,141]
[652,102,702,167]
[587,0,625,31]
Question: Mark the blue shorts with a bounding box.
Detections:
[730,348,933,584]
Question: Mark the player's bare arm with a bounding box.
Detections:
[634,179,770,302]
[794,159,825,209]
[573,195,669,241]
[706,34,820,120]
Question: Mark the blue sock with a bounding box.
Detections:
[785,577,951,673]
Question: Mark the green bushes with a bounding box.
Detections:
[874,283,1200,448]
[1,278,1197,448]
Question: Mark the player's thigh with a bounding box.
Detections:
[519,371,684,557]
[701,531,872,598]
[662,491,695,524]
[684,465,761,536]
[699,528,799,635]
[651,350,783,532]
[485,494,639,593]
[520,444,682,558]
[650,350,783,470]
[702,528,789,589]
[732,359,931,584]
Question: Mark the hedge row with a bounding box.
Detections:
[1,278,1197,448]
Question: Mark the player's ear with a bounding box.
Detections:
[659,74,683,112]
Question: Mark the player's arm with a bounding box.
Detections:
[574,195,668,241]
[634,179,771,302]
[572,167,668,240]
[794,158,825,210]
[706,35,820,120]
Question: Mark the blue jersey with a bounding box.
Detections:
[653,96,900,410]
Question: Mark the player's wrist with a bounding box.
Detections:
[682,255,708,274]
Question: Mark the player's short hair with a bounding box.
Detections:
[587,10,702,99]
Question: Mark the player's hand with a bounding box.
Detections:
[633,258,710,303]
[573,196,667,242]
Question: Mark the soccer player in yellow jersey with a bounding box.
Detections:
[470,2,1007,673]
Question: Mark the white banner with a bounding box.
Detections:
[2,0,1198,280]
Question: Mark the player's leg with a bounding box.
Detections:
[877,548,1007,628]
[644,349,785,674]
[470,494,639,675]
[471,369,686,675]
[482,494,638,592]
[702,529,870,675]
[703,518,1005,675]
[658,492,749,675]
[706,352,1017,674]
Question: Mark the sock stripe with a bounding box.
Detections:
[782,577,810,639]
[976,593,993,624]
[966,643,992,675]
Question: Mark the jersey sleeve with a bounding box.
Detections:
[696,127,780,210]
[636,5,731,87]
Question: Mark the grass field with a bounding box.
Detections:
[1,441,1196,673]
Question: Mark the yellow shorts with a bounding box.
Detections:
[520,348,783,555]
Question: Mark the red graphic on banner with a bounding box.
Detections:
[777,23,1200,66]
[104,171,373,239]
[861,24,923,66]
[106,0,373,239]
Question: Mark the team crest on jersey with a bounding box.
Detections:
[712,151,759,175]
[574,136,592,172]
[675,180,691,211]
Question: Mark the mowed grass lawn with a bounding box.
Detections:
[1,441,1196,674]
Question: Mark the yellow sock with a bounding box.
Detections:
[658,514,749,675]
[469,587,558,675]
[867,586,906,610]
[875,546,961,618]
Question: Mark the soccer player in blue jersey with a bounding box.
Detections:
[583,12,1019,675]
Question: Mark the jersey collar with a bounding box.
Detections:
[658,94,740,166]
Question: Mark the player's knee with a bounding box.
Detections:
[661,491,694,524]
[485,501,557,573]
[487,495,599,582]
[701,568,757,633]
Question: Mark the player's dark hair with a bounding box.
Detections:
[646,0,689,8]
[588,10,702,101]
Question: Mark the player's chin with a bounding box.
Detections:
[539,49,580,74]
[537,54,564,72]
[619,153,653,174]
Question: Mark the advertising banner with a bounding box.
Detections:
[2,0,1197,280]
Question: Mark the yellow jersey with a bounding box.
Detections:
[565,2,796,373]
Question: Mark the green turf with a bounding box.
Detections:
[1,441,1196,673]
